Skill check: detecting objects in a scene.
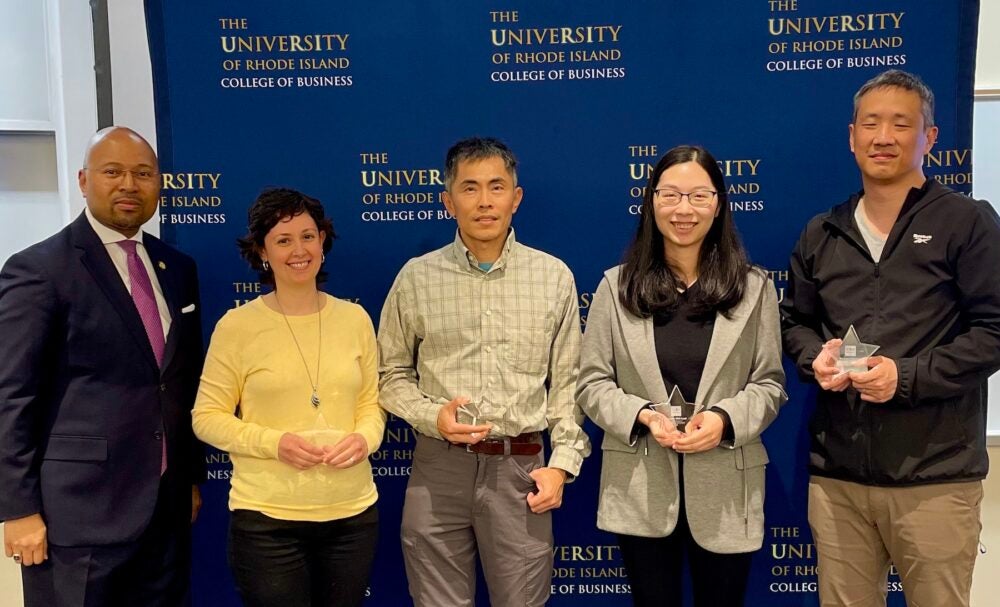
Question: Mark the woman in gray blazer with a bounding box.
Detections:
[576,145,787,606]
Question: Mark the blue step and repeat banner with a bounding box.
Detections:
[142,1,979,605]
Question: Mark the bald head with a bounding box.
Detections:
[82,126,157,170]
[78,126,161,237]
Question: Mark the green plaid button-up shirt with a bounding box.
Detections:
[377,230,590,476]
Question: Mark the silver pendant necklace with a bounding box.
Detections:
[275,291,322,408]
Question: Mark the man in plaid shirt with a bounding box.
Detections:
[378,137,591,607]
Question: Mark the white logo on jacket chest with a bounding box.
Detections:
[912,233,932,244]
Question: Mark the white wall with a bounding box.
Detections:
[0,0,96,603]
[107,1,159,237]
[0,0,98,268]
[979,0,1000,442]
[971,4,1000,592]
[976,1,1000,90]
[107,2,156,141]
[973,450,1000,607]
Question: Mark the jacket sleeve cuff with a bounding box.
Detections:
[610,397,655,446]
[628,403,654,446]
[709,406,736,448]
[798,342,824,381]
[894,356,916,406]
[0,500,43,524]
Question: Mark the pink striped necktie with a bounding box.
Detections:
[117,239,167,474]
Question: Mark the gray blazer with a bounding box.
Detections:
[576,266,786,553]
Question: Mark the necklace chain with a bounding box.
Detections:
[274,292,322,408]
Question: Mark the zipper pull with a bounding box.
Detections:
[874,262,880,278]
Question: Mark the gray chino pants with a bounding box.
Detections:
[401,434,553,607]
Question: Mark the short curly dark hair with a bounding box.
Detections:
[236,188,337,286]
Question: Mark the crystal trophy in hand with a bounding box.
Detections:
[297,410,346,449]
[456,400,482,426]
[650,386,701,430]
[835,325,880,374]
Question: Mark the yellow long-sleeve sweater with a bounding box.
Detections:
[193,294,385,521]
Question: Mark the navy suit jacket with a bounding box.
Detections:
[0,212,205,546]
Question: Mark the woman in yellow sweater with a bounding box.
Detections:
[193,188,385,607]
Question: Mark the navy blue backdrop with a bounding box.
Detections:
[141,1,979,604]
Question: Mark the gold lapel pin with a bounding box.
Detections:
[158,261,166,270]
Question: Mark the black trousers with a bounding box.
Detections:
[21,471,192,607]
[617,463,754,607]
[228,505,378,607]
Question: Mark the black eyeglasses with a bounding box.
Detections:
[653,189,717,208]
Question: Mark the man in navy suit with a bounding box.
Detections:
[0,127,205,606]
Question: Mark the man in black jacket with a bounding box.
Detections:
[782,70,1000,607]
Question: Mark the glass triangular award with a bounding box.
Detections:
[835,325,880,374]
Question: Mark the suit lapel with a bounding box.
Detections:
[695,276,762,404]
[618,300,670,403]
[144,236,180,370]
[72,215,160,373]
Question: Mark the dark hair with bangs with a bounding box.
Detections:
[618,145,749,318]
[237,188,337,286]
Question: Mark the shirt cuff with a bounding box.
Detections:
[548,445,583,480]
[416,401,445,440]
[358,425,385,454]
[260,428,286,460]
[629,403,654,446]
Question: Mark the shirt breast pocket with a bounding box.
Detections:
[504,323,551,374]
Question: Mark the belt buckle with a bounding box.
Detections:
[466,438,512,455]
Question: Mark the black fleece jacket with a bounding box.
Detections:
[781,179,1000,486]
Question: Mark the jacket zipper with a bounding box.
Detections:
[837,223,879,481]
[868,261,880,479]
[826,217,879,480]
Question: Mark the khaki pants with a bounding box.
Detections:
[808,475,983,607]
[401,434,552,607]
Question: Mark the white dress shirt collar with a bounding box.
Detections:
[84,207,145,246]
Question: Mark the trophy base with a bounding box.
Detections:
[835,359,869,374]
[649,403,695,430]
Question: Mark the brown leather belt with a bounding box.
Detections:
[464,432,542,456]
